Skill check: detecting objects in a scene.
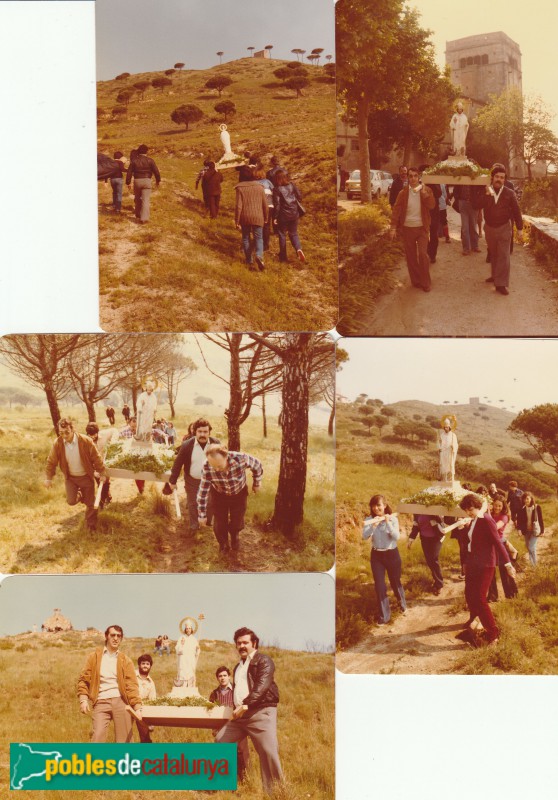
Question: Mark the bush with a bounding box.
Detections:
[496,457,533,472]
[373,451,413,469]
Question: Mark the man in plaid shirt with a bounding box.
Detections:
[197,444,263,552]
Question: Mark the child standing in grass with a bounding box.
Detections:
[362,494,407,625]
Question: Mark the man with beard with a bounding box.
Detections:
[215,628,282,794]
[135,654,157,743]
[168,418,220,532]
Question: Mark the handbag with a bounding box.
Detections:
[296,199,306,217]
[532,509,541,536]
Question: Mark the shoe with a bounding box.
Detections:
[422,286,431,292]
[486,638,499,648]
[399,605,407,614]
[376,617,388,625]
[472,248,481,253]
[429,256,436,264]
[445,238,451,243]
[297,249,306,263]
[432,585,441,596]
[230,532,239,551]
[255,255,265,271]
[458,573,466,580]
[496,286,509,295]
[455,627,478,646]
[462,251,470,256]
[485,276,494,282]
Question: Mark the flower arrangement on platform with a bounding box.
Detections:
[424,159,490,179]
[145,696,217,709]
[105,440,175,474]
[401,485,482,509]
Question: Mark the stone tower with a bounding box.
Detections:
[445,31,522,113]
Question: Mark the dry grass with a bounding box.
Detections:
[0,632,334,799]
[0,405,334,575]
[97,59,337,332]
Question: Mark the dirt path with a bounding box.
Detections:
[358,207,558,336]
[336,525,555,675]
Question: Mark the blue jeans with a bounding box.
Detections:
[370,548,406,623]
[524,533,538,566]
[241,225,263,264]
[459,200,479,252]
[110,177,123,210]
[277,218,301,260]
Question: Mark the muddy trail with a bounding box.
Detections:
[336,524,555,675]
[358,207,558,336]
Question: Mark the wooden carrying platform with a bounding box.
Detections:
[94,468,181,518]
[396,501,467,517]
[132,705,233,729]
[422,174,490,186]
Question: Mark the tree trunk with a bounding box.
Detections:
[131,387,139,415]
[262,392,268,438]
[85,397,96,422]
[272,334,311,537]
[328,403,335,437]
[403,132,413,169]
[44,383,62,431]
[226,334,243,451]
[169,395,176,419]
[357,95,371,203]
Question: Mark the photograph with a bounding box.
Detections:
[96,0,337,332]
[336,337,558,674]
[336,0,558,336]
[0,333,335,574]
[1,572,334,799]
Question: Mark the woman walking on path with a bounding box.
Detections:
[363,495,406,625]
[272,170,306,264]
[457,494,516,646]
[516,492,544,566]
[487,497,518,600]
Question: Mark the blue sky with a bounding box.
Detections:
[96,0,336,80]
[0,573,334,651]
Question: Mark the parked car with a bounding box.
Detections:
[345,169,393,199]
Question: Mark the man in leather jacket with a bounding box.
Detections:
[125,144,161,223]
[215,627,283,793]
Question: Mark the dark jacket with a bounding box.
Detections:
[480,185,523,229]
[507,488,523,520]
[233,651,279,711]
[126,154,161,185]
[516,504,544,536]
[169,436,220,485]
[273,183,302,223]
[467,513,510,569]
[202,168,223,196]
[389,175,406,207]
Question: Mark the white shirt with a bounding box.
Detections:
[190,440,208,479]
[404,187,422,227]
[233,650,256,707]
[135,670,157,701]
[98,647,120,700]
[64,433,86,476]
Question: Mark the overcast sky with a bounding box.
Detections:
[0,573,334,651]
[96,0,336,80]
[337,338,558,410]
[413,0,558,134]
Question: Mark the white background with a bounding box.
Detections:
[0,3,555,797]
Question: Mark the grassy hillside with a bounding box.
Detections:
[336,399,558,651]
[0,631,334,799]
[97,59,337,331]
[0,405,334,574]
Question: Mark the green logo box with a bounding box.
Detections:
[10,743,237,790]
